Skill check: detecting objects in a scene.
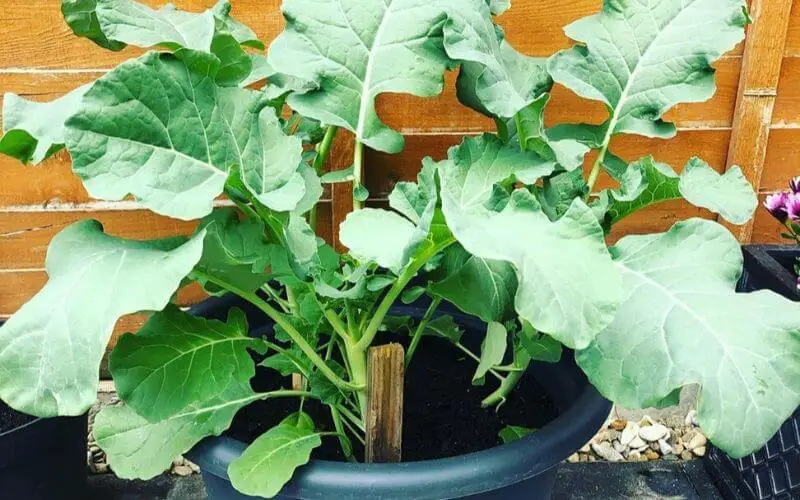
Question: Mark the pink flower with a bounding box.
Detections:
[791,176,800,194]
[764,192,789,222]
[787,193,800,221]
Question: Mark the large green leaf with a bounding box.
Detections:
[427,244,517,323]
[577,219,800,457]
[110,306,263,421]
[604,156,681,225]
[549,0,748,139]
[444,5,551,118]
[268,0,464,153]
[95,380,257,479]
[61,0,126,51]
[194,208,272,294]
[678,158,757,225]
[0,84,91,165]
[228,418,322,498]
[0,220,204,416]
[66,52,304,220]
[439,134,622,348]
[340,159,439,272]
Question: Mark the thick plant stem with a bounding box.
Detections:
[345,338,369,416]
[405,297,442,368]
[585,142,609,195]
[355,238,455,352]
[191,270,363,392]
[353,140,365,211]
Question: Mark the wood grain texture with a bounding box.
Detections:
[722,0,793,242]
[762,128,800,191]
[365,343,404,464]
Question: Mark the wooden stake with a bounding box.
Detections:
[365,343,404,463]
[291,373,304,391]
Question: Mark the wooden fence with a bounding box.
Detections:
[1,0,799,339]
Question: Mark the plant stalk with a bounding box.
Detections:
[405,297,442,367]
[353,140,365,211]
[310,126,339,230]
[191,270,363,392]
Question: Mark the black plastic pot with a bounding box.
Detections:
[704,245,800,499]
[186,295,612,499]
[0,401,88,499]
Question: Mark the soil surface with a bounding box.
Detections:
[227,330,559,462]
[0,400,36,434]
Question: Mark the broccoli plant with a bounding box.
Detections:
[0,0,798,497]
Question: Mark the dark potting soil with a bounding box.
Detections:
[0,400,36,434]
[227,331,559,462]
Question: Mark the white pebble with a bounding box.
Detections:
[693,446,707,457]
[620,422,640,446]
[659,439,674,455]
[629,436,647,449]
[685,410,698,427]
[591,442,624,462]
[613,440,627,454]
[639,423,669,442]
[687,433,708,450]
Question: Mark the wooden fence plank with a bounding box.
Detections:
[722,0,794,243]
[365,344,405,464]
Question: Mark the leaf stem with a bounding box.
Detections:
[191,270,364,392]
[353,141,364,211]
[313,126,338,174]
[585,142,609,196]
[405,297,442,368]
[355,237,455,352]
[452,341,505,383]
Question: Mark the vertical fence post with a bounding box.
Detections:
[723,0,793,242]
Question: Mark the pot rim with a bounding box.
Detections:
[186,295,611,498]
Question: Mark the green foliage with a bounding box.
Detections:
[0,221,204,416]
[498,425,535,444]
[1,0,796,495]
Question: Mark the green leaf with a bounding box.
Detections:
[401,285,427,305]
[577,218,800,458]
[422,315,463,343]
[0,220,204,417]
[439,135,622,348]
[228,419,322,498]
[353,183,370,203]
[678,158,757,225]
[427,244,517,323]
[473,321,507,385]
[110,306,261,421]
[518,322,562,363]
[604,156,681,225]
[498,425,535,444]
[320,166,355,184]
[445,6,551,118]
[548,0,748,139]
[61,0,126,51]
[269,0,475,153]
[486,0,510,16]
[95,380,257,479]
[307,360,348,404]
[379,315,415,335]
[340,160,439,272]
[536,168,588,221]
[194,208,271,294]
[0,84,91,165]
[211,0,263,49]
[66,52,304,220]
[261,347,311,377]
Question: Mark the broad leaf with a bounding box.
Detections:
[439,135,622,348]
[228,419,322,498]
[0,220,204,416]
[549,0,748,139]
[308,360,348,404]
[678,158,757,225]
[194,208,272,294]
[95,381,257,479]
[473,321,507,384]
[110,306,262,421]
[61,0,126,51]
[269,0,469,153]
[577,219,800,457]
[498,425,535,444]
[211,0,263,49]
[0,84,91,165]
[445,5,551,118]
[536,168,588,221]
[340,160,439,272]
[66,52,304,220]
[518,322,562,363]
[427,244,517,323]
[604,156,681,225]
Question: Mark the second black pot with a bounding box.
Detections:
[186,295,611,500]
[0,400,87,500]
